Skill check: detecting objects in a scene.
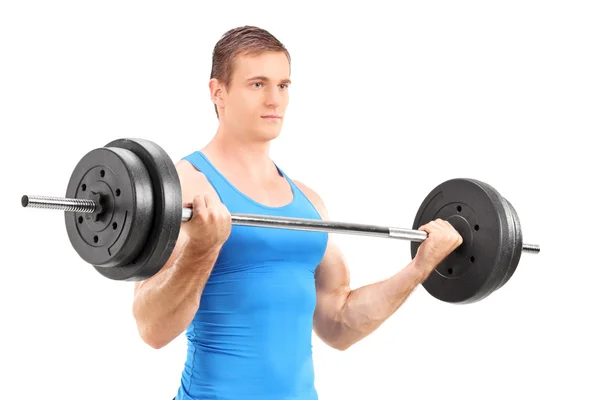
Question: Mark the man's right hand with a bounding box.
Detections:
[412,218,463,277]
[182,193,232,255]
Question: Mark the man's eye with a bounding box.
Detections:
[252,82,262,88]
[279,84,288,89]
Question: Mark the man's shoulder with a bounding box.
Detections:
[175,158,206,182]
[175,159,218,199]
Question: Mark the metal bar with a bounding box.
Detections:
[231,213,392,238]
[522,243,540,254]
[21,195,540,253]
[22,195,96,213]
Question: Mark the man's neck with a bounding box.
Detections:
[201,126,278,183]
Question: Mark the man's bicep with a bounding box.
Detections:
[313,240,352,343]
[315,241,350,295]
[296,182,347,289]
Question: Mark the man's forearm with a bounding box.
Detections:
[333,260,428,350]
[132,243,220,349]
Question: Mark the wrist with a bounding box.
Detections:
[178,235,220,267]
[183,241,221,261]
[180,231,217,256]
[405,259,434,283]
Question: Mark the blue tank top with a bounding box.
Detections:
[175,151,329,400]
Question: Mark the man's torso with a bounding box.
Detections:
[174,151,328,400]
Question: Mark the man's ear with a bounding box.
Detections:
[209,78,224,108]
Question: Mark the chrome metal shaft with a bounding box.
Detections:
[522,243,540,253]
[22,195,541,254]
[22,195,96,213]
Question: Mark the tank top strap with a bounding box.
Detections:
[272,161,298,194]
[181,151,237,202]
[273,162,324,221]
[271,162,300,197]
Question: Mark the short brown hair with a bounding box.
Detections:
[210,26,291,117]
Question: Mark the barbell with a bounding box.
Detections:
[21,138,540,304]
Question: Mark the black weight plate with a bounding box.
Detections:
[492,196,515,293]
[496,197,523,291]
[411,178,513,304]
[65,147,154,270]
[97,138,182,281]
[472,180,515,296]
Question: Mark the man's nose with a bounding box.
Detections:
[264,86,281,108]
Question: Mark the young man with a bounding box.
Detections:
[132,26,462,400]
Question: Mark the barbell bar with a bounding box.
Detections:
[22,194,540,252]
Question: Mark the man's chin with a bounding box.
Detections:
[257,127,282,141]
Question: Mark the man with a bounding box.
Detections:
[132,26,462,400]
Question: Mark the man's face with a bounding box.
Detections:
[217,51,291,142]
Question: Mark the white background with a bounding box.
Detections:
[1,1,599,399]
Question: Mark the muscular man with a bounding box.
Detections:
[132,26,462,400]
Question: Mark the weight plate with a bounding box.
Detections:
[97,138,182,281]
[411,178,514,304]
[64,147,154,269]
[473,180,515,296]
[496,197,523,291]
